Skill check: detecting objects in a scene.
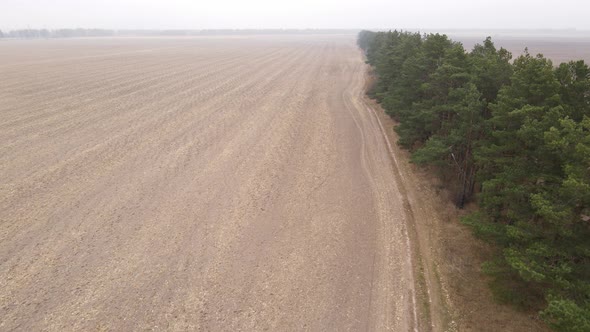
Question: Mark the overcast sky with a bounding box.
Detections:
[1,0,589,30]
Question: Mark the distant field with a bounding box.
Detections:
[444,32,590,64]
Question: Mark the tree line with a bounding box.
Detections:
[0,29,359,39]
[358,30,589,331]
[0,29,115,39]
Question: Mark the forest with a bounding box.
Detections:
[358,30,590,331]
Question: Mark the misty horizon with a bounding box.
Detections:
[2,0,590,31]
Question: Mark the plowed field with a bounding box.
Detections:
[0,36,420,331]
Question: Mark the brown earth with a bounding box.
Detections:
[0,36,426,331]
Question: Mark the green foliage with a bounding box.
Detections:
[542,296,590,332]
[358,30,590,331]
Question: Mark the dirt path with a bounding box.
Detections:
[0,36,422,331]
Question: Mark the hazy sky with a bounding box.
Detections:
[1,0,589,30]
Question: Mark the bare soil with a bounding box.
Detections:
[0,36,424,331]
